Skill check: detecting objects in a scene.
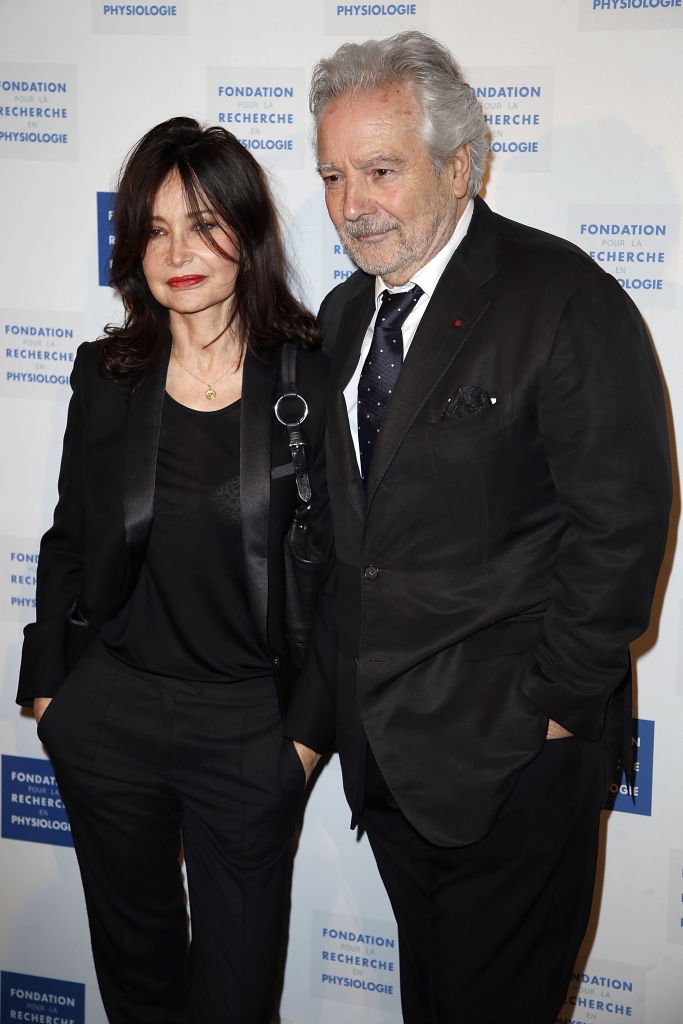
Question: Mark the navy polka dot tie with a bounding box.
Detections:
[358,284,423,482]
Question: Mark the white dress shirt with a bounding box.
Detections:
[344,199,474,467]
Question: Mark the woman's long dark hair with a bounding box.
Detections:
[101,116,320,377]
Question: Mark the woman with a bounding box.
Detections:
[16,117,328,1024]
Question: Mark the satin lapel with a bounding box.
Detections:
[328,288,375,522]
[240,348,274,648]
[123,345,169,580]
[366,253,494,505]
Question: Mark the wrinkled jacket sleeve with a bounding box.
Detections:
[521,273,672,737]
[17,345,88,706]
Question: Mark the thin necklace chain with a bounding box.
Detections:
[171,347,233,401]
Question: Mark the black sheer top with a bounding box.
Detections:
[101,394,272,682]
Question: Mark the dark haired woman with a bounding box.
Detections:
[17,117,328,1024]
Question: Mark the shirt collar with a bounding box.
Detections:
[374,198,474,307]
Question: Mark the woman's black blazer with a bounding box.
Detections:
[17,339,330,709]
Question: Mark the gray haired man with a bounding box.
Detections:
[287,31,671,1023]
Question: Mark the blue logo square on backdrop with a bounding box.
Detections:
[1,971,85,1024]
[605,718,655,816]
[97,191,116,287]
[1,754,72,847]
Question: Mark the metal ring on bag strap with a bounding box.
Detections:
[276,343,312,503]
[274,391,309,427]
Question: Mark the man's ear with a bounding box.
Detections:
[450,143,471,200]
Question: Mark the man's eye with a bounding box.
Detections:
[322,174,340,187]
[374,168,392,178]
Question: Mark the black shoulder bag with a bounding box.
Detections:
[275,342,324,667]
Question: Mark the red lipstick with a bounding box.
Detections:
[167,275,206,288]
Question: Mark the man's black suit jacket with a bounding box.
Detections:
[17,339,330,712]
[287,197,672,847]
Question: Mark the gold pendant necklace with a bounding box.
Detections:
[172,349,232,401]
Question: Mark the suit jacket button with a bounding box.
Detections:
[364,564,379,581]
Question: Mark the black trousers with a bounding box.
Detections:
[37,647,306,1024]
[363,730,617,1024]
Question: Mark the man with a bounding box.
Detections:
[287,31,671,1024]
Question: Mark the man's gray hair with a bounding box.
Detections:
[309,31,489,197]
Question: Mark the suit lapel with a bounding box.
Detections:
[328,287,375,523]
[123,345,169,581]
[240,348,274,648]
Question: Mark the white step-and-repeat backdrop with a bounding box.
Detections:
[1,2,681,1022]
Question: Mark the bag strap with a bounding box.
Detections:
[275,342,312,505]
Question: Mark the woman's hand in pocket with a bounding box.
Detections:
[292,741,321,783]
[33,696,53,725]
